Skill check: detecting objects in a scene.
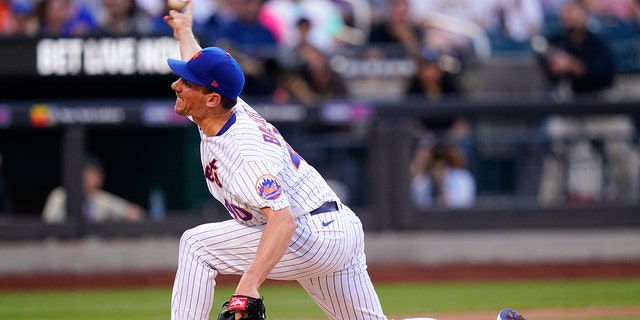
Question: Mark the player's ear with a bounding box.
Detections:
[205,92,221,108]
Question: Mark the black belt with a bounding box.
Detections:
[309,201,338,216]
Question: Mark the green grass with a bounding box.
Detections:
[0,279,638,320]
[376,279,640,317]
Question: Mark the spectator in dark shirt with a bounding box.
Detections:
[34,0,96,36]
[405,48,463,102]
[536,1,640,205]
[367,0,423,59]
[212,0,280,99]
[406,48,472,164]
[214,0,277,55]
[279,41,349,106]
[537,0,615,97]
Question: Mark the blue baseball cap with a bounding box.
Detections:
[167,47,245,100]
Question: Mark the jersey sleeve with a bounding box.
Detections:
[228,159,291,211]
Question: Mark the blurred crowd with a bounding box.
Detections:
[1,0,639,105]
[2,0,639,43]
[1,0,639,211]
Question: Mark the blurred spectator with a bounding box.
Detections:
[295,16,312,45]
[410,116,473,177]
[367,0,391,23]
[330,0,353,24]
[148,1,175,35]
[196,7,224,44]
[407,0,487,26]
[539,115,640,205]
[366,0,423,59]
[195,0,249,44]
[42,157,144,223]
[94,0,153,36]
[539,0,575,35]
[276,16,316,71]
[0,0,17,35]
[536,1,640,205]
[260,0,348,53]
[211,0,281,99]
[34,0,96,36]
[410,138,476,209]
[9,0,39,36]
[535,0,615,98]
[485,0,544,44]
[406,48,472,161]
[406,48,463,102]
[406,0,488,59]
[0,0,39,37]
[214,0,277,56]
[234,55,283,100]
[280,42,349,105]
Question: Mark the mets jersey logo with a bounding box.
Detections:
[256,175,282,200]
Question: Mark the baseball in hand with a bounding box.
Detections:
[167,0,187,10]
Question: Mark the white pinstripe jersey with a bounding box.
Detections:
[197,98,337,226]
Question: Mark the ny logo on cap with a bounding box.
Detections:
[189,51,203,61]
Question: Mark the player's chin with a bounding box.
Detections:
[174,103,188,116]
[175,108,189,117]
[173,97,186,115]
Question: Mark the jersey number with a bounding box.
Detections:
[224,199,254,221]
[286,142,303,170]
[273,128,304,170]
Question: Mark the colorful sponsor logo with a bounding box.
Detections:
[29,104,126,126]
[30,104,52,127]
[256,174,282,200]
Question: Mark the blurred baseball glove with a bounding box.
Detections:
[217,295,266,320]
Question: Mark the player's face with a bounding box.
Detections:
[171,78,211,117]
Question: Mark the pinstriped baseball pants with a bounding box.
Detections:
[171,205,387,320]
